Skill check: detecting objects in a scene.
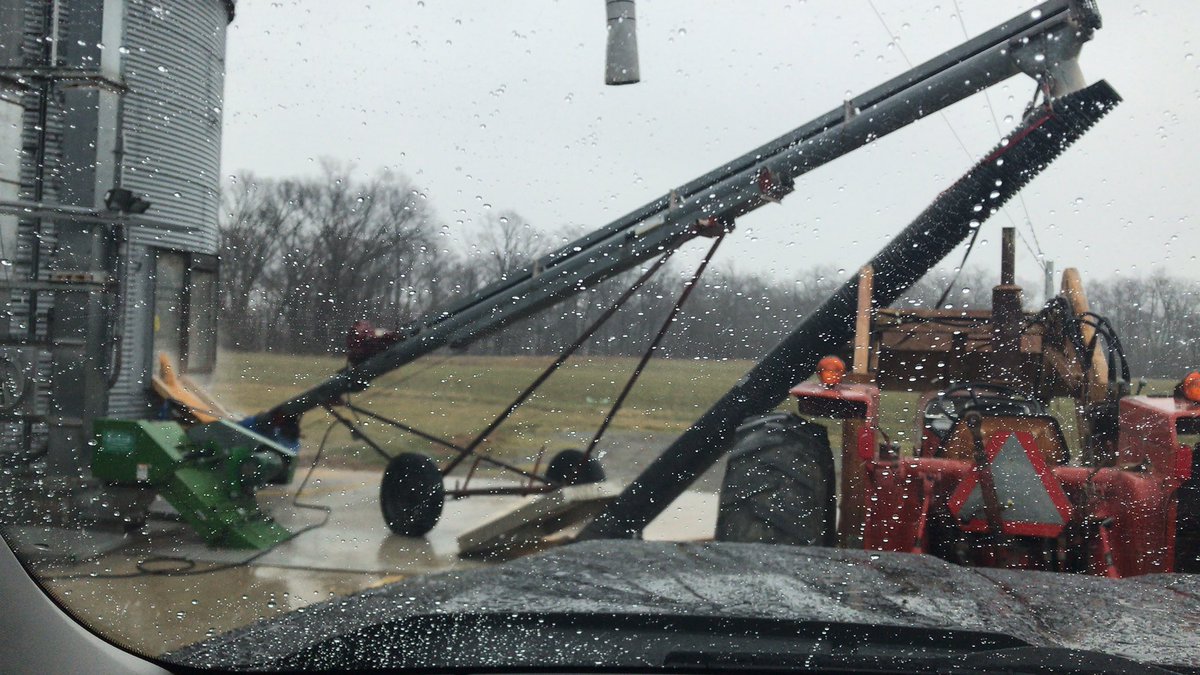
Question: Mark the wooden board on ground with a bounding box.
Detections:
[457,481,620,559]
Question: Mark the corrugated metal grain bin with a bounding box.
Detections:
[8,0,234,433]
[108,0,233,417]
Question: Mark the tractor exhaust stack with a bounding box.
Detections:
[992,227,1025,382]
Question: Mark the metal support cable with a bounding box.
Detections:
[338,400,549,483]
[441,249,675,476]
[321,404,392,462]
[583,232,726,461]
[341,401,464,454]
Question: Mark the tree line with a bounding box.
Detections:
[219,165,1200,377]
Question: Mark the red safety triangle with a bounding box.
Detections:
[947,430,1073,538]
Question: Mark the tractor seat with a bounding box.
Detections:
[939,415,1070,466]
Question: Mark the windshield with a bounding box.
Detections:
[2,1,1199,671]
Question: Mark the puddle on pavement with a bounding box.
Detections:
[22,465,717,657]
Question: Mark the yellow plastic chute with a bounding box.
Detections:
[150,352,233,424]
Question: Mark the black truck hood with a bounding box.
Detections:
[169,541,1200,671]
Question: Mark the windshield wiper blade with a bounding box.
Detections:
[665,645,1183,674]
[946,646,1186,675]
[240,611,1184,673]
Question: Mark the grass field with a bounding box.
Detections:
[210,351,771,467]
[208,350,1173,470]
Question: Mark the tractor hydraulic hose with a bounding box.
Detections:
[580,81,1121,539]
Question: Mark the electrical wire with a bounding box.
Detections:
[933,224,982,309]
[886,314,990,329]
[950,0,1047,266]
[867,0,1049,299]
[864,0,977,160]
[864,0,1005,307]
[41,423,336,581]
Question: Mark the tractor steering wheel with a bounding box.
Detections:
[929,382,1034,429]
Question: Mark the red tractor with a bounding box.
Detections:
[717,228,1200,577]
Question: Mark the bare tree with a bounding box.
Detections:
[476,211,546,281]
[223,162,441,353]
[218,166,1200,374]
[1090,271,1200,376]
[218,174,299,349]
[469,211,553,354]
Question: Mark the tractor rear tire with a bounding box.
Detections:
[1176,445,1200,572]
[380,452,444,537]
[716,413,836,547]
[545,448,606,486]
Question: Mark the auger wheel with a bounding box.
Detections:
[380,452,445,537]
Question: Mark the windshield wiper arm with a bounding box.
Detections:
[667,645,1183,674]
[946,646,1184,675]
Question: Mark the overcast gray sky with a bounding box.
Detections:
[220,1,1200,290]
